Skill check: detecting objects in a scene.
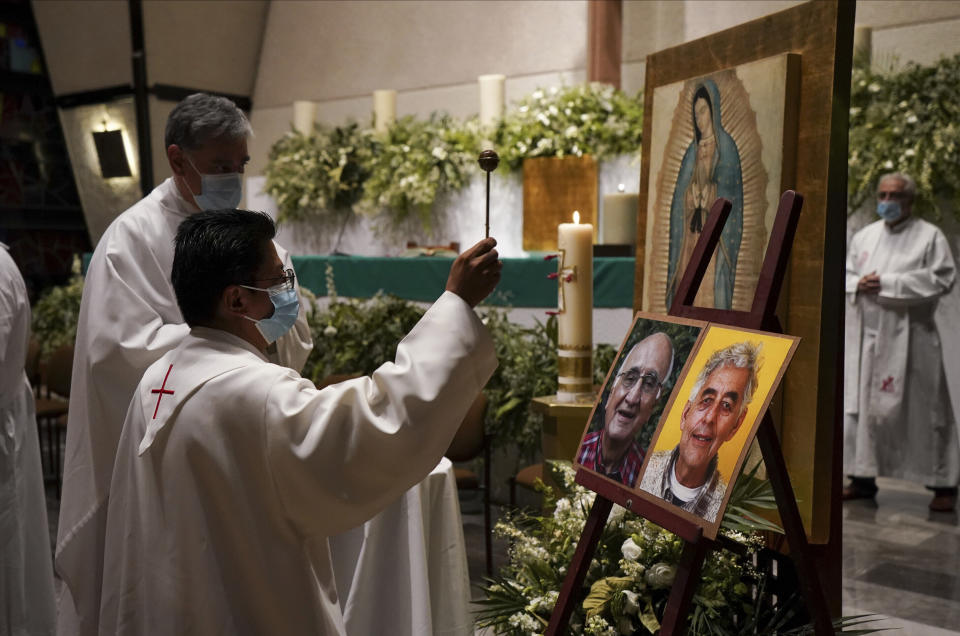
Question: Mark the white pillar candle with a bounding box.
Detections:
[373,89,397,134]
[557,211,594,402]
[478,74,505,130]
[292,100,316,135]
[600,187,638,245]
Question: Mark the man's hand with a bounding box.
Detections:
[446,237,502,308]
[857,271,881,294]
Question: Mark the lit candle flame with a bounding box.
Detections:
[573,210,580,224]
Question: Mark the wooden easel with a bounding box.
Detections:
[545,192,833,635]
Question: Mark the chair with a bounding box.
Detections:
[34,344,73,497]
[445,393,492,576]
[25,338,41,395]
[508,463,544,508]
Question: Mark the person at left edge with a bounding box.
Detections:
[55,94,314,636]
[97,210,500,635]
[0,243,56,635]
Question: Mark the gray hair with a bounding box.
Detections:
[878,172,917,202]
[619,332,676,387]
[688,341,762,416]
[164,93,252,150]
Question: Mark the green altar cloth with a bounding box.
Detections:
[82,254,635,308]
[292,256,635,308]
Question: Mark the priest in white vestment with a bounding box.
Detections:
[0,244,56,635]
[96,209,500,634]
[844,172,960,511]
[56,95,313,635]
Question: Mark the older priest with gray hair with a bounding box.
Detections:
[56,94,314,635]
[97,210,500,634]
[844,171,960,511]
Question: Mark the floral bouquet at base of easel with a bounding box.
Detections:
[475,461,882,636]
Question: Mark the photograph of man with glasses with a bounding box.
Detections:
[576,316,703,488]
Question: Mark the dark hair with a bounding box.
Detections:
[691,84,713,142]
[164,93,252,150]
[172,209,276,326]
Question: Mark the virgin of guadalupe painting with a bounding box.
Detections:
[642,56,796,313]
[666,80,743,309]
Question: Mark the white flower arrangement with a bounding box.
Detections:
[848,54,960,218]
[474,461,781,635]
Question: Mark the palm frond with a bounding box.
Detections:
[723,460,784,534]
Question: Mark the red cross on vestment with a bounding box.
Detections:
[151,364,175,419]
[880,376,895,393]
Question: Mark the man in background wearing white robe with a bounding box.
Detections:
[0,243,56,635]
[56,94,313,635]
[844,172,960,511]
[97,209,500,634]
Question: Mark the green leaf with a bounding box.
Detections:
[638,599,660,633]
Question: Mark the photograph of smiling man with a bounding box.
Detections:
[638,325,798,527]
[575,315,705,487]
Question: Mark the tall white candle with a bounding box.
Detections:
[373,89,397,134]
[478,74,505,129]
[557,211,593,402]
[292,100,316,135]
[600,186,638,245]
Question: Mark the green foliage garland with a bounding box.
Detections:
[495,83,644,171]
[262,83,644,235]
[301,290,425,384]
[849,54,960,218]
[31,256,84,359]
[359,114,479,231]
[478,309,559,460]
[264,122,376,226]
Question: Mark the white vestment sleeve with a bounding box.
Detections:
[101,249,191,357]
[264,291,496,537]
[845,231,864,297]
[879,229,956,306]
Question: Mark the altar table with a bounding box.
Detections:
[81,253,635,308]
[329,457,473,636]
[291,255,635,308]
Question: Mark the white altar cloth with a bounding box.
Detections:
[330,457,473,636]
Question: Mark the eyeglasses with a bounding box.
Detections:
[616,369,662,398]
[877,191,908,201]
[242,268,296,293]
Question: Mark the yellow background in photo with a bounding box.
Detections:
[651,325,795,481]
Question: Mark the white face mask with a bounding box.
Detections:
[184,154,243,210]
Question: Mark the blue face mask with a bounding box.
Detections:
[877,200,904,223]
[240,284,300,344]
[185,155,243,211]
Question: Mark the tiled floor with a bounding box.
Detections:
[842,477,960,634]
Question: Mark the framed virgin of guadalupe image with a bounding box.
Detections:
[640,53,800,313]
[635,324,799,538]
[574,313,706,489]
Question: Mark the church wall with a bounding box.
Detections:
[248,0,960,183]
[31,0,131,94]
[620,0,960,93]
[246,0,589,176]
[31,0,270,242]
[28,0,960,244]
